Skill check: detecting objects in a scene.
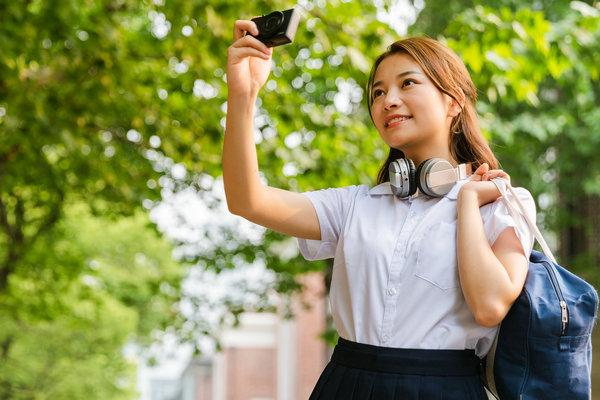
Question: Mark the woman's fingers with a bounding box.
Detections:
[470,163,489,181]
[228,43,271,62]
[229,29,272,61]
[482,169,510,183]
[233,19,259,40]
[469,163,511,185]
[231,34,271,53]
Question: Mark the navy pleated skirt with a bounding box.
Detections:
[310,337,487,400]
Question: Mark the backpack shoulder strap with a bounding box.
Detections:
[491,178,557,264]
[485,328,500,399]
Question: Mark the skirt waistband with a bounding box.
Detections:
[332,337,481,377]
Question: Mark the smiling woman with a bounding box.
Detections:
[223,25,535,399]
[366,38,499,185]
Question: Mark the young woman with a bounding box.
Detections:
[224,19,535,399]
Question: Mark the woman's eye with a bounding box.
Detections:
[372,89,385,99]
[402,79,416,87]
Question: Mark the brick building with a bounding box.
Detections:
[177,272,329,400]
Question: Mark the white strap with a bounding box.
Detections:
[491,178,557,264]
[485,327,500,399]
[485,386,499,400]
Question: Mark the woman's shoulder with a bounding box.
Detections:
[481,184,536,218]
[510,185,534,198]
[303,183,374,197]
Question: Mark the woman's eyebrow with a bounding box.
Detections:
[372,70,423,89]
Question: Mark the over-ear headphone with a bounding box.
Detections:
[389,158,471,198]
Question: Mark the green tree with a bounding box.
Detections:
[1,1,188,397]
[0,204,183,399]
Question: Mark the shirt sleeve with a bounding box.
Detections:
[481,186,536,257]
[297,185,360,260]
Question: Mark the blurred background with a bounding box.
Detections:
[1,0,600,399]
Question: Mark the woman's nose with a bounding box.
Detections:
[383,89,402,110]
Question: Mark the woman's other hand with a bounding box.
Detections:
[459,163,510,207]
[227,20,273,97]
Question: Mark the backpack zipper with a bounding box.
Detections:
[541,260,569,336]
[518,259,569,399]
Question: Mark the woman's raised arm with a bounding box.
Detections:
[222,20,320,240]
[456,165,529,327]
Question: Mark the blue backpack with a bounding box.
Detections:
[485,180,599,400]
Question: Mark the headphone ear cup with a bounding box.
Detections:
[417,158,455,197]
[416,158,433,196]
[389,158,417,198]
[416,159,429,196]
[406,158,417,197]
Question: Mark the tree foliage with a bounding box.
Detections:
[0,205,182,399]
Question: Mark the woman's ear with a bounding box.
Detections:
[448,88,465,118]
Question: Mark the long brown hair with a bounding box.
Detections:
[367,37,498,184]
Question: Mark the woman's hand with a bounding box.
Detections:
[459,163,510,207]
[227,20,273,97]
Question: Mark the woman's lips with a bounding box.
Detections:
[385,115,412,128]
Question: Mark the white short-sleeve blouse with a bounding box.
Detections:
[297,179,535,357]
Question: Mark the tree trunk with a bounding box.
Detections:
[559,194,600,271]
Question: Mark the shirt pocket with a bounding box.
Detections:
[415,221,460,290]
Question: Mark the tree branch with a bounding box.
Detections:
[0,144,20,169]
[0,177,64,292]
[0,335,12,360]
[0,177,17,292]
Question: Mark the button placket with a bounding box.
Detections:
[380,200,420,345]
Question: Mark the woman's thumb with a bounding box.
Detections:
[475,163,489,175]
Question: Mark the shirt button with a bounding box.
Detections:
[388,288,397,296]
[382,335,389,343]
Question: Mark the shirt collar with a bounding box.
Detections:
[368,177,471,200]
[368,182,394,196]
[445,178,469,200]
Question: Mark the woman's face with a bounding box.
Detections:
[370,53,459,162]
